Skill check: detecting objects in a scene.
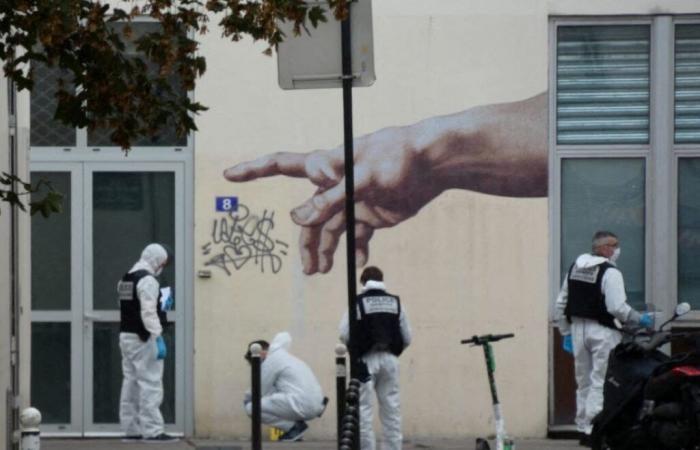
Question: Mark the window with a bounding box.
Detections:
[30,21,189,150]
[553,17,700,313]
[556,25,650,146]
[560,158,646,307]
[30,63,76,147]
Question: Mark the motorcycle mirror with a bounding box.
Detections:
[659,303,693,331]
[675,302,691,317]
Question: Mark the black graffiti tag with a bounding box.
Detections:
[202,204,289,275]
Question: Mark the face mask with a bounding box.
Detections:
[609,247,621,263]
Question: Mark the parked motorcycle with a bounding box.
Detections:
[591,302,700,450]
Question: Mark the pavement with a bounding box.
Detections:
[42,437,583,450]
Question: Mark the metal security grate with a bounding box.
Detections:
[87,22,188,147]
[675,24,700,144]
[30,62,76,147]
[557,25,650,145]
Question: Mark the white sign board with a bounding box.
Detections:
[277,0,375,89]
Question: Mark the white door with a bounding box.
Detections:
[30,162,186,436]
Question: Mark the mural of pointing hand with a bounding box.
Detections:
[224,93,548,275]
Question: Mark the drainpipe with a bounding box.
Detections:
[7,77,20,450]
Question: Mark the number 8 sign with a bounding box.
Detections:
[216,196,238,212]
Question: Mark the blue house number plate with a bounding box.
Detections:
[216,196,238,212]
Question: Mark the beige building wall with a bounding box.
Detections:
[194,0,550,439]
[190,0,700,440]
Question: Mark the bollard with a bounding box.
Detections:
[20,407,41,450]
[335,343,347,450]
[335,377,363,450]
[349,378,361,450]
[250,343,263,450]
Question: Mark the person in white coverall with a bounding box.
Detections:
[243,332,327,442]
[339,266,412,450]
[117,243,177,442]
[555,231,653,447]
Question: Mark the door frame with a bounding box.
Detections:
[29,148,194,437]
[29,162,84,435]
[82,162,186,435]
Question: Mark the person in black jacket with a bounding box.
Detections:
[339,266,412,450]
[555,231,652,445]
[117,243,177,442]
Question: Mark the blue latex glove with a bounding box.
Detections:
[562,334,573,354]
[156,336,167,360]
[639,313,654,329]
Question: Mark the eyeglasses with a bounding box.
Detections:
[604,241,620,248]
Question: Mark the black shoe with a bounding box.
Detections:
[579,433,592,448]
[279,421,308,442]
[475,437,491,450]
[317,397,329,418]
[142,433,179,443]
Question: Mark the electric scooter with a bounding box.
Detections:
[461,333,516,450]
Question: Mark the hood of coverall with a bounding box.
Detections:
[574,253,612,269]
[268,332,292,354]
[129,243,169,275]
[361,280,386,293]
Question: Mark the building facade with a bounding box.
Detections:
[3,0,700,444]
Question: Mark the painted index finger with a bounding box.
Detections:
[223,152,308,181]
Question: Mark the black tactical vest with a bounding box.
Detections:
[351,289,404,358]
[118,270,167,341]
[564,261,617,329]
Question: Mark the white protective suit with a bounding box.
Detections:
[244,332,326,431]
[339,280,412,450]
[555,253,642,435]
[119,243,168,438]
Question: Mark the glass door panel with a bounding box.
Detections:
[91,324,176,424]
[30,323,71,423]
[31,171,72,309]
[91,172,175,311]
[29,166,83,433]
[85,166,181,433]
[561,158,646,309]
[678,158,700,307]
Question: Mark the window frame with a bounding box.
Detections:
[549,15,700,323]
[549,16,656,322]
[548,12,700,433]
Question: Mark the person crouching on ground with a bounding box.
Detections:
[243,331,328,442]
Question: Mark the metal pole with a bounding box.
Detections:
[335,344,347,449]
[250,343,262,450]
[340,0,359,448]
[483,343,507,450]
[341,0,357,370]
[340,5,360,449]
[483,344,499,405]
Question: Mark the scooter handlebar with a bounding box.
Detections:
[633,330,700,353]
[461,333,515,345]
